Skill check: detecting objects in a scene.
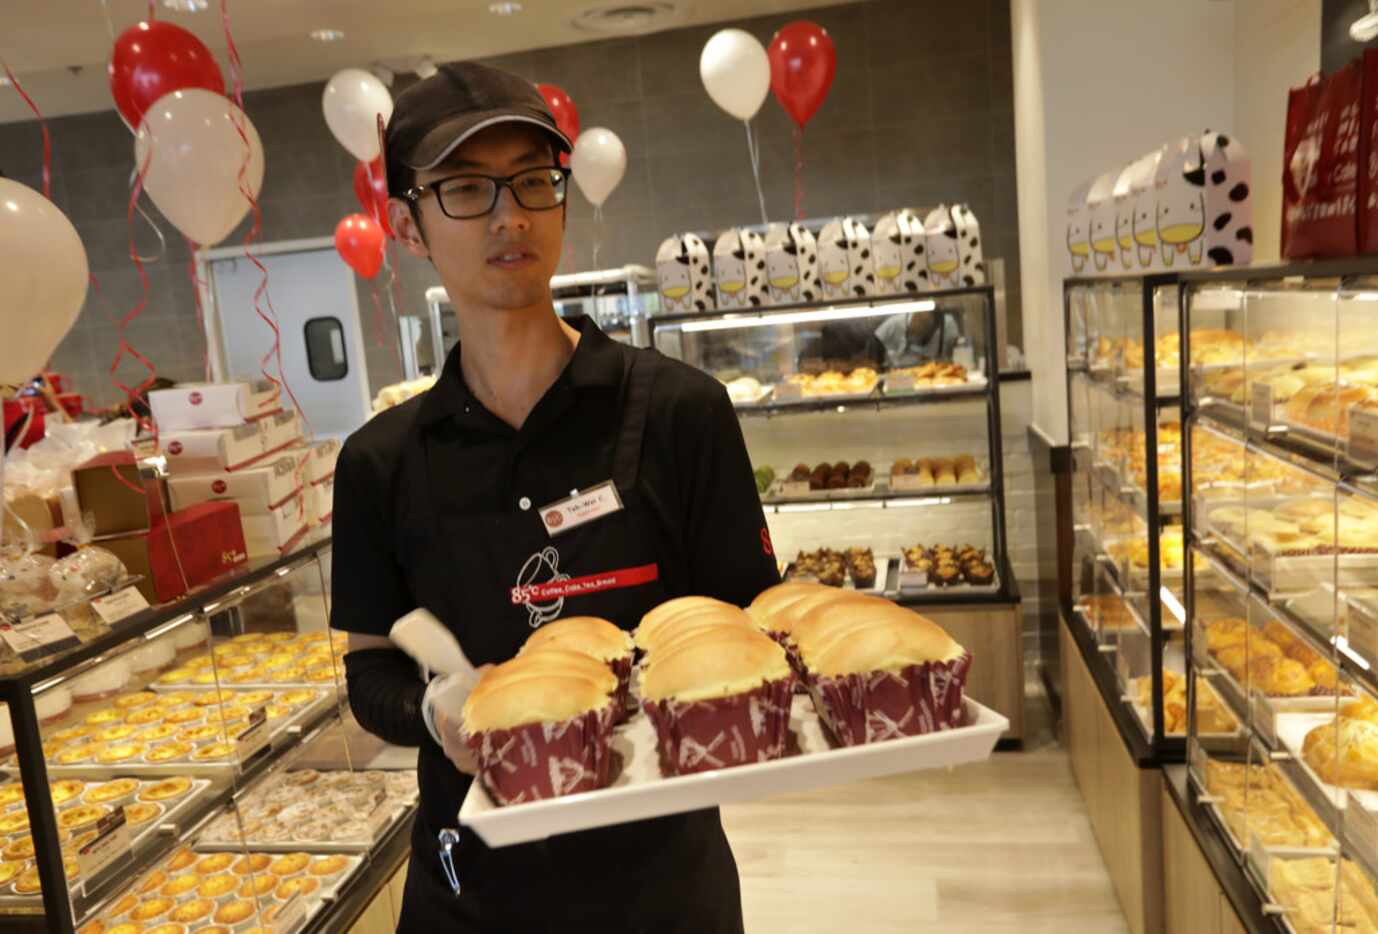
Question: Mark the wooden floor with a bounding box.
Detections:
[721,679,1130,933]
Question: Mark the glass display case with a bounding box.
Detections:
[1182,262,1378,933]
[649,285,1010,604]
[1064,275,1187,757]
[0,538,416,933]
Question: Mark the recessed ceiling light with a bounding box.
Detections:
[310,29,345,42]
[162,0,208,11]
[490,2,523,14]
[0,77,10,88]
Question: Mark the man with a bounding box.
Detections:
[874,308,964,369]
[330,62,780,932]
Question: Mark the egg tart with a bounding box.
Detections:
[13,868,42,895]
[154,691,197,707]
[97,724,139,743]
[129,897,175,922]
[237,874,276,898]
[50,724,94,744]
[77,920,105,934]
[269,852,309,876]
[108,891,140,915]
[113,691,158,711]
[139,777,192,802]
[56,743,102,764]
[147,925,188,934]
[303,667,336,684]
[195,853,234,875]
[49,778,86,805]
[107,925,142,934]
[234,690,273,709]
[125,802,160,826]
[1,837,33,861]
[156,668,195,684]
[169,898,213,924]
[161,708,201,725]
[124,708,165,727]
[275,876,319,900]
[165,848,197,872]
[190,671,220,686]
[0,860,22,886]
[145,742,192,763]
[177,724,224,743]
[96,742,144,764]
[307,854,349,877]
[196,873,237,899]
[84,778,137,805]
[159,874,200,899]
[58,804,109,832]
[213,899,256,925]
[190,742,234,762]
[277,689,315,707]
[0,810,27,834]
[232,853,271,876]
[0,784,22,808]
[136,723,179,742]
[83,709,123,727]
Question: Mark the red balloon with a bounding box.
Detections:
[352,157,393,238]
[334,214,385,279]
[108,21,225,131]
[767,21,837,129]
[536,83,579,167]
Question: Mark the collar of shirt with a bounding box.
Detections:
[416,314,624,434]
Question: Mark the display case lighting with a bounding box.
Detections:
[887,496,953,508]
[146,613,196,641]
[1347,292,1378,303]
[1159,585,1186,626]
[678,299,937,333]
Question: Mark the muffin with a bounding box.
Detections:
[520,616,636,717]
[791,595,972,745]
[845,547,877,588]
[462,656,619,806]
[932,563,962,587]
[963,560,996,586]
[641,627,793,776]
[789,463,811,482]
[634,597,737,653]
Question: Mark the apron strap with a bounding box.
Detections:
[612,351,656,494]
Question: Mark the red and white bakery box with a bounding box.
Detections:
[149,381,284,432]
[99,501,248,604]
[241,492,310,559]
[161,411,301,475]
[306,474,334,527]
[166,454,302,516]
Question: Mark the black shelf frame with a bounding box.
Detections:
[650,284,1013,605]
[0,537,396,934]
[1063,273,1182,763]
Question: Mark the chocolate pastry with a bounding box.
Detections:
[826,473,849,490]
[963,561,995,586]
[832,461,850,476]
[790,464,811,482]
[892,458,915,475]
[933,563,962,587]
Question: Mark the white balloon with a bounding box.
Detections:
[323,68,394,161]
[570,128,627,209]
[0,179,89,385]
[700,29,770,122]
[134,90,265,247]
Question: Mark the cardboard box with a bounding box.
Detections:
[100,502,247,604]
[2,494,62,557]
[166,455,303,515]
[712,228,768,309]
[1066,177,1094,275]
[763,223,820,304]
[245,380,284,422]
[72,452,167,537]
[162,422,267,474]
[951,204,987,286]
[818,217,874,300]
[300,439,339,486]
[149,383,252,432]
[1192,131,1253,268]
[655,233,714,313]
[307,475,335,526]
[870,209,926,295]
[1129,147,1165,270]
[242,493,309,558]
[921,206,962,289]
[262,410,303,456]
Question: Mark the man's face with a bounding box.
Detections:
[389,123,564,312]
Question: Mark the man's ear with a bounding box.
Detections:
[389,198,430,259]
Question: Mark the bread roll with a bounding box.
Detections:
[636,604,751,652]
[792,597,965,676]
[462,650,616,732]
[641,628,790,703]
[641,619,756,665]
[745,583,871,636]
[635,596,736,650]
[520,616,632,663]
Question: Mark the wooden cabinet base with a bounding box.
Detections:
[923,602,1024,742]
[1060,615,1163,934]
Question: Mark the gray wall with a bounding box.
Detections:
[0,0,1018,408]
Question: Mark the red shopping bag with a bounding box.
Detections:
[1360,49,1378,252]
[1282,62,1361,258]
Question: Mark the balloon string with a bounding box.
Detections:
[793,126,804,222]
[745,121,767,226]
[383,243,407,376]
[363,160,384,229]
[98,0,116,40]
[369,281,387,350]
[1,60,51,201]
[127,166,168,263]
[185,246,212,382]
[220,0,313,442]
[592,204,603,270]
[109,145,161,453]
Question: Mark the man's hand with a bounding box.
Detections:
[425,664,493,777]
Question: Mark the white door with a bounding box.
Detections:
[206,243,371,441]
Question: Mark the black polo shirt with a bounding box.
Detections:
[330,314,780,640]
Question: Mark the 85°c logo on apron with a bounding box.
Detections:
[509,546,660,628]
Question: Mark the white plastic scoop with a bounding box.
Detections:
[390,608,481,689]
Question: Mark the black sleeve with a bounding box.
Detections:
[680,385,781,605]
[343,649,429,747]
[329,438,412,637]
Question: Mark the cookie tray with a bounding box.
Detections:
[459,695,1006,848]
[193,801,412,854]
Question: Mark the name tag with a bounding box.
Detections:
[540,481,623,537]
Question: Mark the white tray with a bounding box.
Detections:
[459,696,1006,848]
[880,372,987,397]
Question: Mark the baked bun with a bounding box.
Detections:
[791,595,966,677]
[745,582,872,636]
[642,628,791,703]
[521,617,632,663]
[634,597,737,650]
[463,652,616,733]
[641,620,760,668]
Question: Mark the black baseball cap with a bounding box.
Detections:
[384,62,572,195]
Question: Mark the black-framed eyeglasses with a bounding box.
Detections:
[404,166,571,220]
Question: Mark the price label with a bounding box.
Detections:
[885,372,916,394]
[78,806,131,895]
[1350,792,1378,857]
[772,382,803,403]
[1250,382,1274,429]
[779,480,811,497]
[1250,690,1278,747]
[1348,407,1378,466]
[90,587,150,625]
[235,705,271,766]
[0,613,79,662]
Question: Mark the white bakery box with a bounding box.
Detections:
[242,491,311,558]
[817,216,874,300]
[160,411,301,475]
[655,233,715,313]
[149,381,283,432]
[460,695,1007,848]
[763,222,821,304]
[167,454,302,515]
[712,227,768,309]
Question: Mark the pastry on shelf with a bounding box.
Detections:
[1268,857,1378,932]
[461,652,619,805]
[1132,669,1236,735]
[1204,758,1332,849]
[641,626,793,776]
[845,547,877,589]
[1302,700,1378,789]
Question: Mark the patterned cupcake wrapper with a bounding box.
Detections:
[467,704,618,806]
[642,678,795,777]
[805,652,972,747]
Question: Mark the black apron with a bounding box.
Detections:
[394,351,745,933]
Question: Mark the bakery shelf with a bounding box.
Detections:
[759,483,992,512]
[732,383,987,417]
